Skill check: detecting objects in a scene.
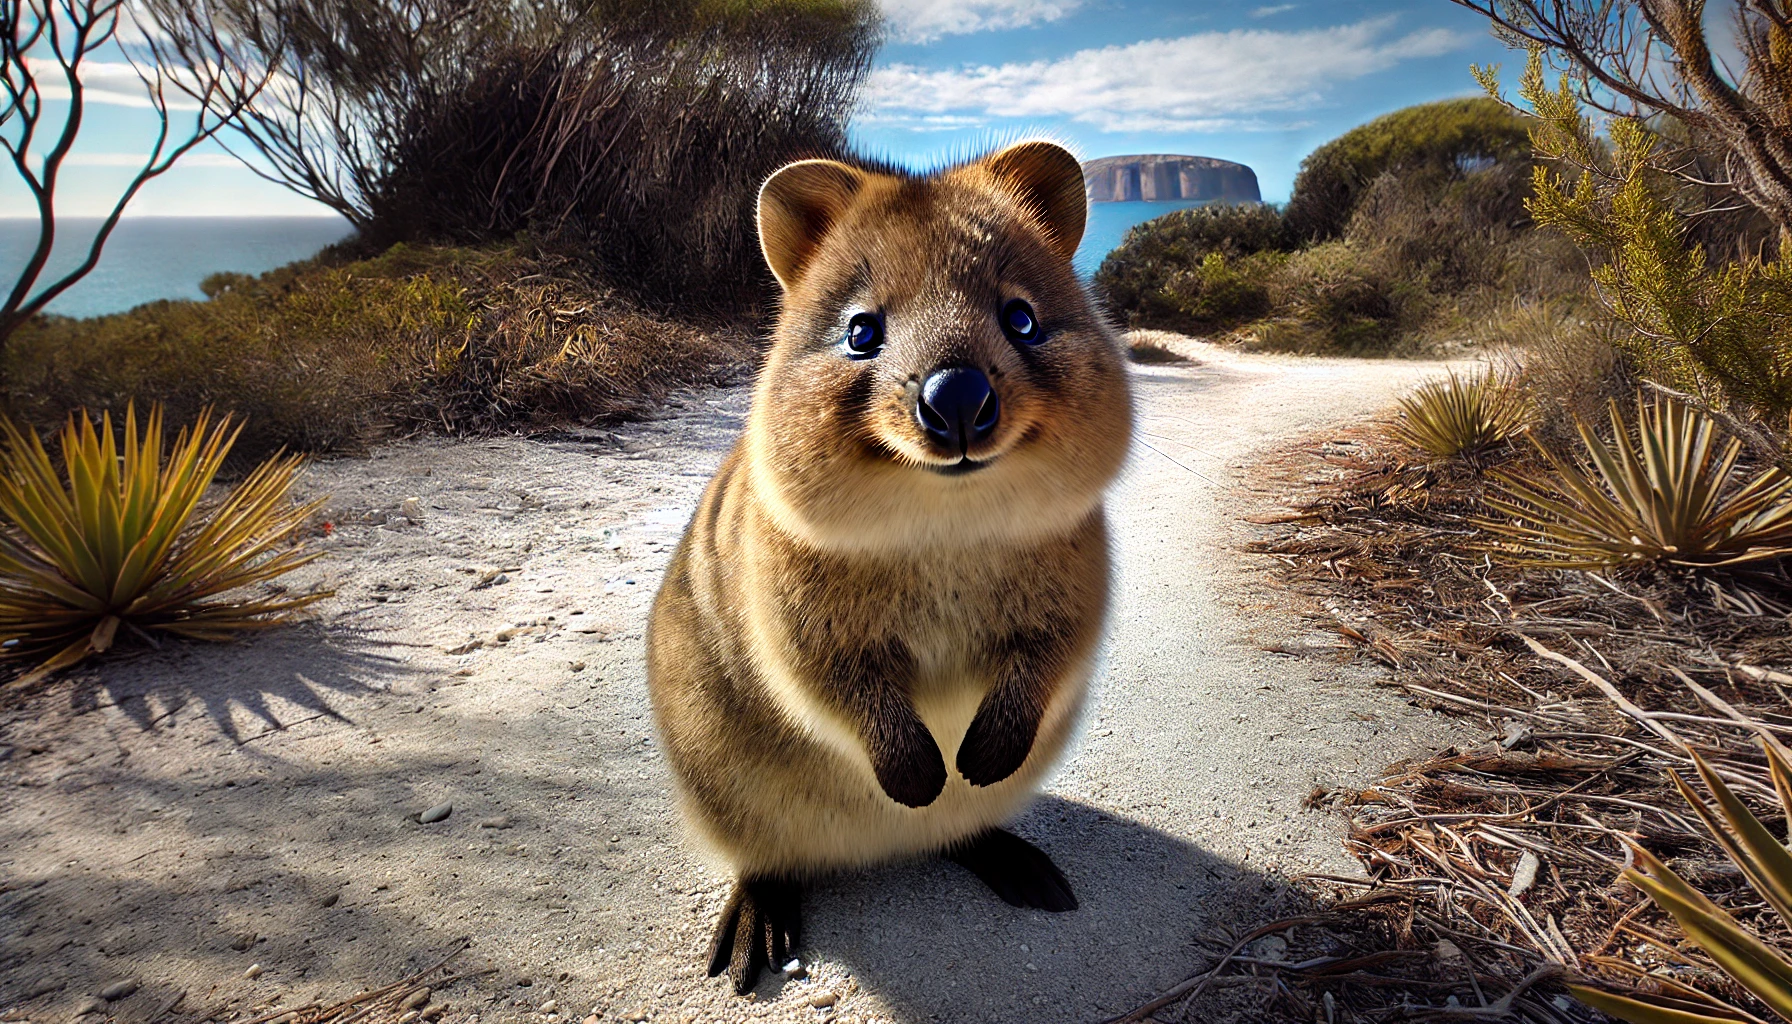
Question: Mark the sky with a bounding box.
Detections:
[2,0,1517,217]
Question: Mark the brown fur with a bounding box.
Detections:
[645,141,1134,884]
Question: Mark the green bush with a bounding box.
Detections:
[1252,242,1423,355]
[1092,202,1290,333]
[1095,98,1586,355]
[2,242,754,459]
[1283,97,1533,244]
[1502,50,1792,421]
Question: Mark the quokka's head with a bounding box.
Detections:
[744,140,1134,552]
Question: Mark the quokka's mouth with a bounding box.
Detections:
[928,457,990,476]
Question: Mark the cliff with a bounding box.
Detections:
[1082,154,1261,204]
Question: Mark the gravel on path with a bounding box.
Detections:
[0,341,1473,1024]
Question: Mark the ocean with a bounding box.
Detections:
[0,203,1204,319]
[0,217,356,319]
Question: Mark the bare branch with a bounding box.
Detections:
[0,0,284,345]
[1453,0,1792,246]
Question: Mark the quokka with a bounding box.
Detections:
[646,140,1135,992]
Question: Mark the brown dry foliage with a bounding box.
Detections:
[1,242,754,459]
[1244,421,1792,1022]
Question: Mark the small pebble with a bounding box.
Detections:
[419,803,453,824]
[582,1016,601,1024]
[73,997,104,1017]
[243,964,264,980]
[397,1013,419,1024]
[479,816,514,830]
[25,979,62,998]
[570,662,586,672]
[400,497,424,520]
[809,993,838,1009]
[782,959,806,980]
[99,981,138,1001]
[516,978,534,988]
[539,1001,558,1014]
[230,933,257,951]
[402,989,431,1010]
[319,892,340,908]
[610,835,622,844]
[270,1014,298,1024]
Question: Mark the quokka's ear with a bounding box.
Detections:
[982,140,1088,262]
[758,159,867,290]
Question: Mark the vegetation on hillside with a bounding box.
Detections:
[145,0,880,314]
[3,243,755,461]
[1093,97,1575,354]
[2,0,872,456]
[1282,97,1534,244]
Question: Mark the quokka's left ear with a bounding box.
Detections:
[982,140,1088,262]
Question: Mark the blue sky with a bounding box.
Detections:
[2,0,1514,217]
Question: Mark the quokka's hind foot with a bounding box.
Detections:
[946,828,1078,912]
[706,877,803,994]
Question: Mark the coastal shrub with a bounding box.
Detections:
[1092,203,1291,333]
[1491,302,1632,455]
[1393,368,1528,463]
[0,405,328,684]
[1501,50,1792,422]
[1483,395,1792,569]
[1282,97,1533,244]
[1249,242,1426,355]
[2,243,754,459]
[1096,100,1582,353]
[156,0,881,314]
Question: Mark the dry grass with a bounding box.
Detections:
[1237,420,1792,1023]
[1125,330,1202,365]
[3,243,756,460]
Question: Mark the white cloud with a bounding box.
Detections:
[878,0,1080,42]
[1252,4,1297,16]
[861,16,1469,133]
[23,58,209,109]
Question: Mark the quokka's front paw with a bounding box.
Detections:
[870,715,947,807]
[706,877,802,994]
[955,705,1035,787]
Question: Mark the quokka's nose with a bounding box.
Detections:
[917,366,1000,453]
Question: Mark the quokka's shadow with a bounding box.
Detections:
[798,795,1315,1024]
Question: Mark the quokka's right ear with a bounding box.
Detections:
[758,159,866,290]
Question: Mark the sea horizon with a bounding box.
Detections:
[1,202,1213,319]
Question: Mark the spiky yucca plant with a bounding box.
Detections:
[1570,741,1792,1023]
[1482,394,1792,569]
[0,405,329,683]
[1394,367,1529,461]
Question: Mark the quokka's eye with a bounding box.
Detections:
[843,311,884,357]
[1001,299,1041,344]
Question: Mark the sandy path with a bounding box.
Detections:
[1,344,1473,1024]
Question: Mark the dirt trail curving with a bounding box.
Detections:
[1,340,1474,1024]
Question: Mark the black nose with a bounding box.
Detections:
[917,367,1000,453]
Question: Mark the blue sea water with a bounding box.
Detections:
[0,216,355,319]
[0,203,1199,319]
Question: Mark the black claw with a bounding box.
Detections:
[705,877,803,994]
[945,828,1078,912]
